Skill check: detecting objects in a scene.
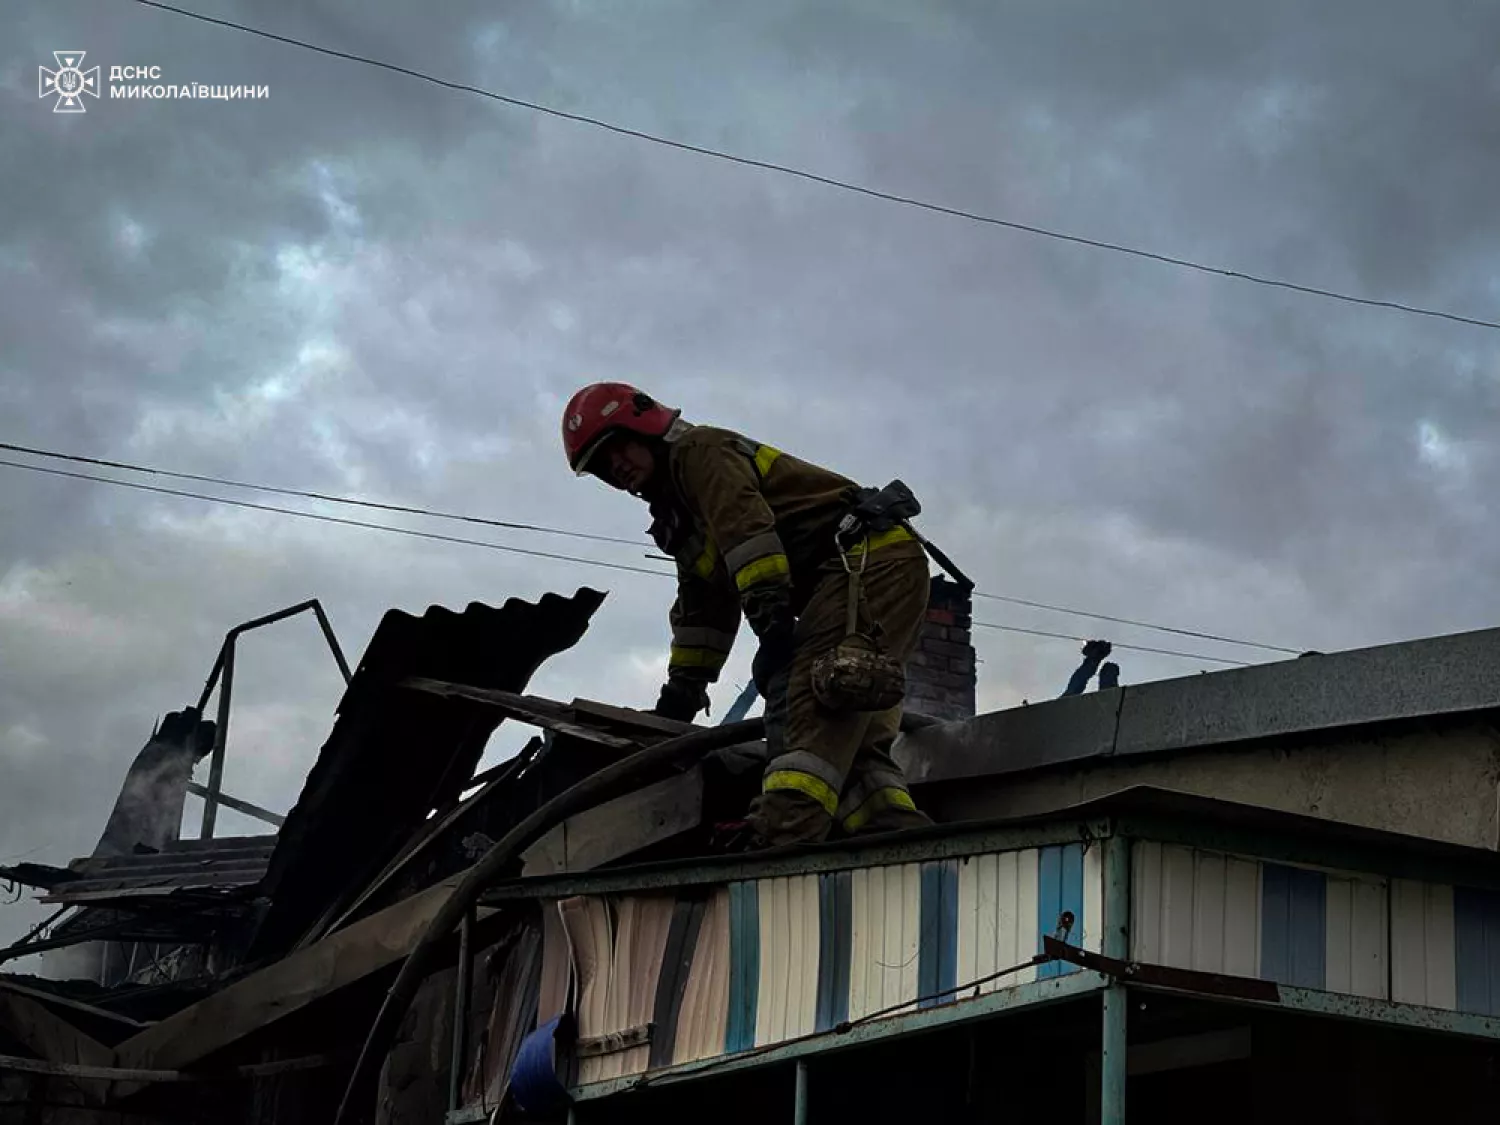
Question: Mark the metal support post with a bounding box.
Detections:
[1101,985,1127,1125]
[793,1060,809,1125]
[448,909,474,1113]
[199,639,235,840]
[1100,831,1131,1125]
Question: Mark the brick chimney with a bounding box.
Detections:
[906,576,977,722]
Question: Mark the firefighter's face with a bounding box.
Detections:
[601,436,656,495]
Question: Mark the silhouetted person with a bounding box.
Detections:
[1062,640,1120,696]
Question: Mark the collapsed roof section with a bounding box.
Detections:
[245,589,608,960]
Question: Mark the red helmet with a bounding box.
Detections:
[562,382,680,475]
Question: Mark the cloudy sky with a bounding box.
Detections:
[2,0,1498,950]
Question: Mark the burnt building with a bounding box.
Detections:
[6,585,1500,1124]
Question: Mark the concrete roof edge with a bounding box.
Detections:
[898,624,1500,786]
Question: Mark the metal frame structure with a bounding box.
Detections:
[442,800,1500,1124]
[193,599,351,839]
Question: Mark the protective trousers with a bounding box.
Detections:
[747,540,934,847]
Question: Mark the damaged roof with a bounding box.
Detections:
[37,836,277,908]
[245,588,607,959]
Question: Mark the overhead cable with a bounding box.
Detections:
[0,458,669,579]
[0,440,1295,656]
[0,456,1252,669]
[134,0,1500,333]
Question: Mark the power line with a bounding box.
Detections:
[0,456,1249,668]
[0,458,670,580]
[971,620,1249,666]
[0,441,644,550]
[135,0,1500,334]
[974,590,1299,655]
[1,440,1292,657]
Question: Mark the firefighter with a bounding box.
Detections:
[561,381,935,847]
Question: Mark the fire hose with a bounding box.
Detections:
[333,709,937,1123]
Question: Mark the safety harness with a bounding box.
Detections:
[811,480,973,714]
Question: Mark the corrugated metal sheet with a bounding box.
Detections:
[1261,862,1326,988]
[39,835,277,907]
[1134,842,1262,977]
[1454,887,1500,1016]
[561,895,613,1085]
[595,895,673,1081]
[753,875,820,1046]
[726,881,759,1052]
[1133,843,1486,1011]
[814,871,852,1030]
[1324,872,1387,999]
[1037,844,1085,979]
[249,589,606,958]
[1391,879,1457,1009]
[957,849,1040,996]
[917,860,959,1009]
[489,844,1110,1094]
[848,863,921,1021]
[672,887,731,1064]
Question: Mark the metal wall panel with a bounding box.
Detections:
[595,895,674,1080]
[1390,878,1457,1010]
[1325,875,1388,1000]
[560,896,615,1086]
[815,871,852,1030]
[848,863,921,1020]
[1037,843,1085,979]
[754,875,821,1047]
[726,881,760,1052]
[672,887,732,1064]
[1261,863,1326,989]
[1082,841,1105,954]
[1453,886,1500,1017]
[1132,842,1260,977]
[918,860,960,1009]
[956,849,1040,998]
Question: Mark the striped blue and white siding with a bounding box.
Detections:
[1133,842,1500,1016]
[511,838,1500,1101]
[542,844,1104,1086]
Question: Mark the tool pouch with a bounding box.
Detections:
[810,549,907,714]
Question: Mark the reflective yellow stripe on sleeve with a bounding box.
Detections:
[754,444,780,478]
[763,769,839,817]
[734,553,791,592]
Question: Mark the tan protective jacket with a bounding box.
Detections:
[659,423,917,680]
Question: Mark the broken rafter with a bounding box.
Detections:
[0,1051,338,1083]
[298,740,543,949]
[398,678,646,751]
[0,863,79,892]
[184,782,286,828]
[0,979,153,1030]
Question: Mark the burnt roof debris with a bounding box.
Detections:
[245,589,607,961]
[42,836,277,909]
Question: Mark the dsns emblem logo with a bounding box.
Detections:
[39,52,100,114]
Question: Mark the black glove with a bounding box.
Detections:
[653,676,709,722]
[743,587,797,697]
[1081,639,1113,660]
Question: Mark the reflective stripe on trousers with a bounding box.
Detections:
[762,749,848,817]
